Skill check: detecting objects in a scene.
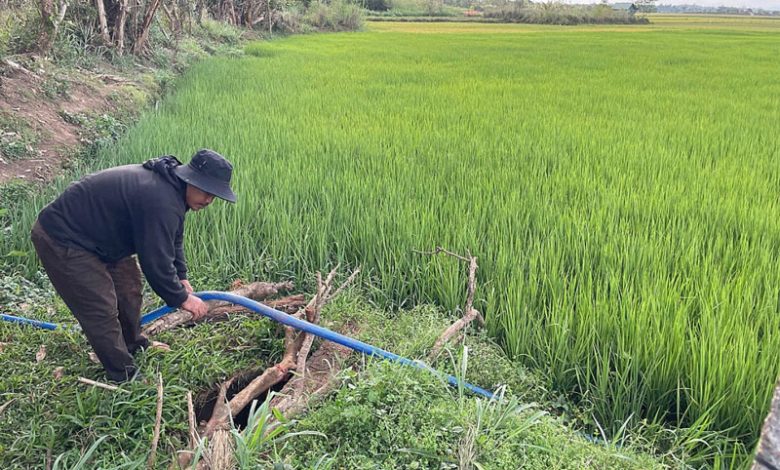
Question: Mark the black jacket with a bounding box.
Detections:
[38,156,190,307]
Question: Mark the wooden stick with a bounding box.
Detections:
[146,373,164,469]
[187,391,197,447]
[77,377,130,392]
[0,398,16,416]
[176,391,198,470]
[414,246,471,262]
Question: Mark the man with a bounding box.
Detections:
[30,149,237,382]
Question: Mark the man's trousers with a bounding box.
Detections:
[31,220,148,382]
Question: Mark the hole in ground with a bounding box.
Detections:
[195,367,291,429]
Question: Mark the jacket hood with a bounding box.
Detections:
[142,155,185,189]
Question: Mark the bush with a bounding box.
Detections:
[196,18,245,44]
[1,5,43,55]
[363,0,393,12]
[483,2,650,25]
[305,0,364,31]
[276,6,315,34]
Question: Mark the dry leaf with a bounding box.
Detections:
[88,352,100,364]
[0,342,7,353]
[53,366,65,380]
[35,344,46,362]
[149,341,171,352]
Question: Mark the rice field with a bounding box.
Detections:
[6,18,780,458]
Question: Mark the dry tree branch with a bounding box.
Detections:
[143,281,293,335]
[294,267,360,396]
[202,378,235,437]
[416,246,486,361]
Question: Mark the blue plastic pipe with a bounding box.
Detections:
[2,291,495,400]
[0,313,64,331]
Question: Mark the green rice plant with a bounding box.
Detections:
[4,18,780,466]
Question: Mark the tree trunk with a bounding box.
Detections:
[133,0,162,54]
[95,0,112,45]
[56,0,69,25]
[114,0,129,55]
[222,0,237,24]
[37,0,56,54]
[196,0,205,25]
[162,2,178,34]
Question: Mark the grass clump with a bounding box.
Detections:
[0,111,38,162]
[284,362,663,469]
[0,285,667,468]
[0,294,282,468]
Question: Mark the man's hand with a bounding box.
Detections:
[181,294,208,320]
[181,279,194,294]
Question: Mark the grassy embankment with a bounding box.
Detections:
[3,18,780,467]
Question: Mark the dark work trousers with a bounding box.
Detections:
[31,220,149,382]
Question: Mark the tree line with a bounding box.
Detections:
[3,0,289,57]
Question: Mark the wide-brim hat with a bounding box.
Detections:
[174,149,236,203]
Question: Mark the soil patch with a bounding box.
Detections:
[0,57,145,183]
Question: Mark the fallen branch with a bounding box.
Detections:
[1,59,39,78]
[415,247,485,361]
[270,328,356,423]
[146,373,164,469]
[143,281,294,335]
[294,267,360,396]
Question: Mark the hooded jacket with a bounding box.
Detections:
[38,156,190,308]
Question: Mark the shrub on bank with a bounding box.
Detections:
[305,0,365,31]
[484,2,650,25]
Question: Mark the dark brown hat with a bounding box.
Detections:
[174,149,236,203]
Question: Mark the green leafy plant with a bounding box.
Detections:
[188,391,327,468]
[51,436,108,470]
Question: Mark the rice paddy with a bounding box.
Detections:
[5,17,780,460]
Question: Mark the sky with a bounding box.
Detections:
[565,0,780,10]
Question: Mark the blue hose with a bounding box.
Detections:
[0,313,65,331]
[2,291,496,399]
